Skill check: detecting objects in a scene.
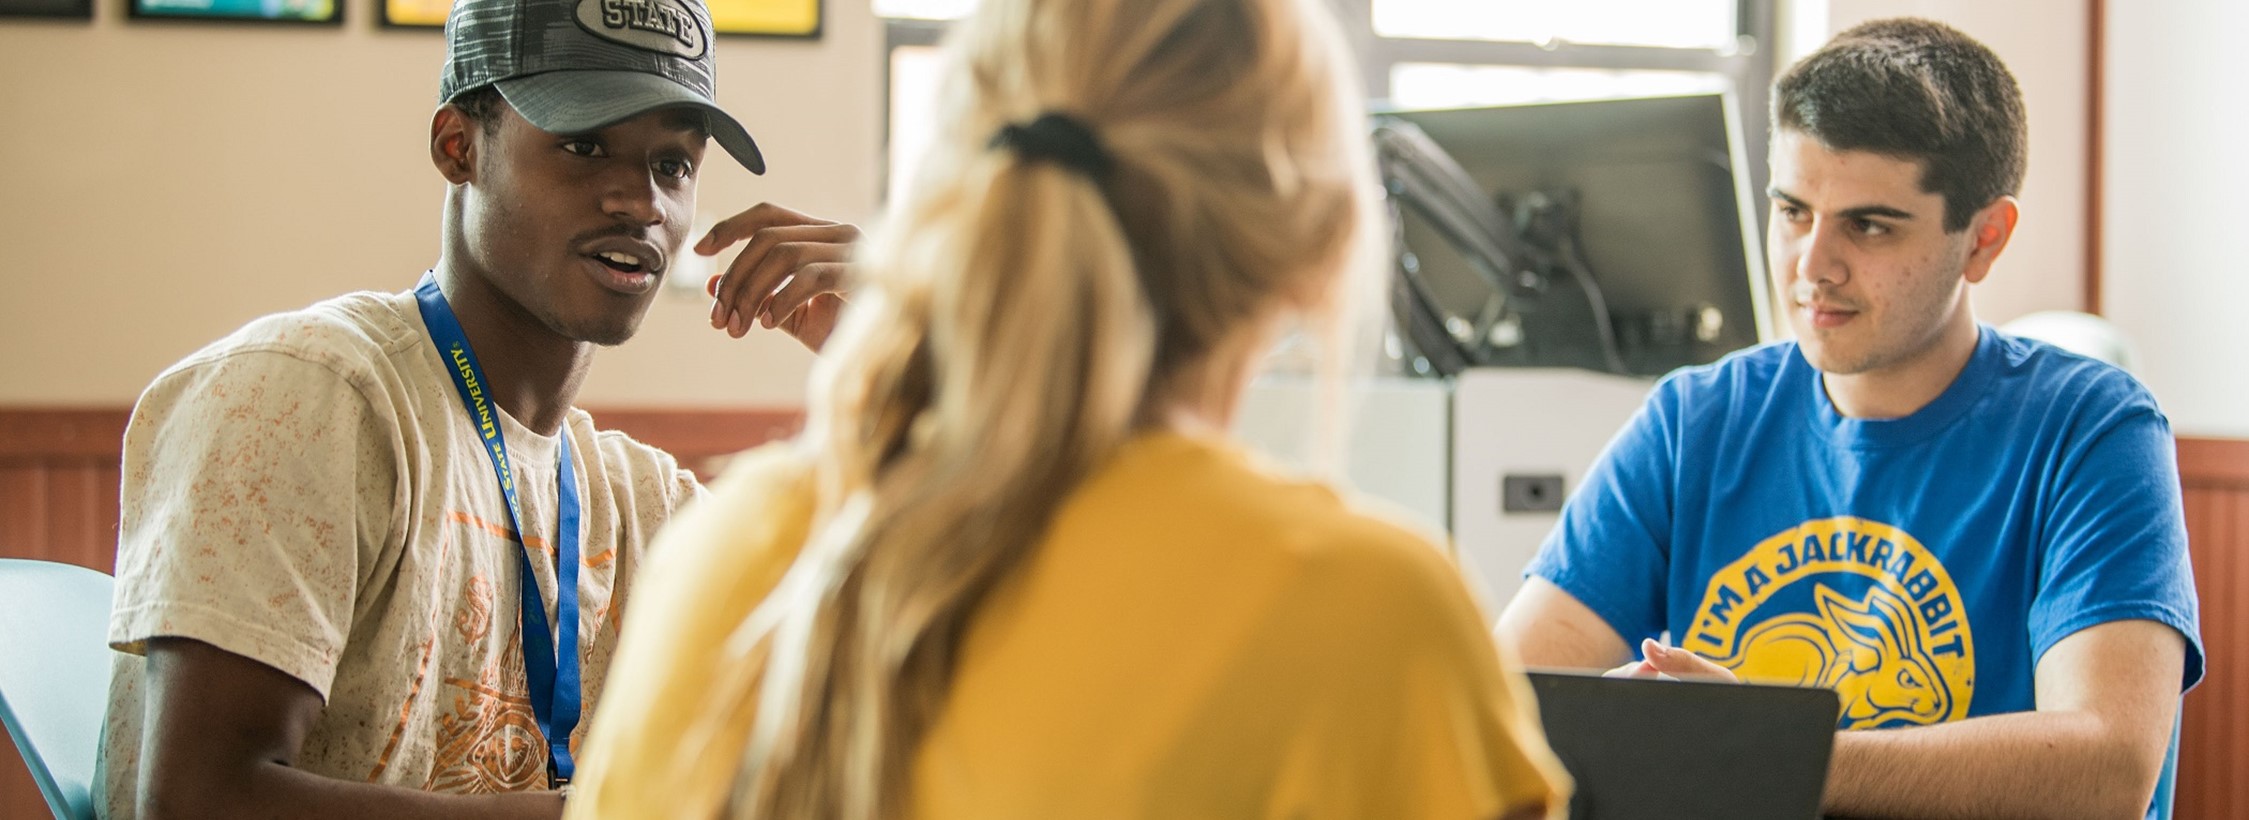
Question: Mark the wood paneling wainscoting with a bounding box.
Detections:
[2,407,2245,817]
[0,407,802,570]
[0,411,128,582]
[2176,438,2249,820]
[0,406,800,818]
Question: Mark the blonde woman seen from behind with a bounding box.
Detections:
[565,0,1572,816]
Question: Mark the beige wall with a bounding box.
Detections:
[2101,0,2249,439]
[0,0,880,407]
[1820,0,2092,325]
[0,1,2110,409]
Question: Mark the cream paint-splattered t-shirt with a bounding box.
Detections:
[96,289,703,818]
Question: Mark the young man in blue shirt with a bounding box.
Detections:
[1498,18,2203,819]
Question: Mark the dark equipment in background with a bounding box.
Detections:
[1374,94,1769,378]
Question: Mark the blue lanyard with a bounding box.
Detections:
[413,273,583,784]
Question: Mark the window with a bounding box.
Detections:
[871,0,971,19]
[886,43,948,203]
[880,0,1775,208]
[1388,64,1729,110]
[1373,0,1739,50]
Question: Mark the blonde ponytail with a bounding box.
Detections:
[698,0,1379,816]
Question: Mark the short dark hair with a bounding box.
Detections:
[1773,18,2025,232]
[449,85,508,137]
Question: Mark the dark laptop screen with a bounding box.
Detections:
[1528,671,1840,820]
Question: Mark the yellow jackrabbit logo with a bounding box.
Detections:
[1715,582,1952,729]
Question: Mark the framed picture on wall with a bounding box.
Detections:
[0,0,92,19]
[379,0,444,27]
[382,0,819,36]
[128,0,340,23]
[710,0,818,37]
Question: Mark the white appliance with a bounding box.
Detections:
[1448,368,1653,609]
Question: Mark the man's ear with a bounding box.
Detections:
[431,105,478,185]
[1960,195,2019,285]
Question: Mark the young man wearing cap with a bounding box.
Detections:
[1495,19,2202,819]
[93,0,849,816]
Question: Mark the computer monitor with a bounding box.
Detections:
[1375,93,1771,377]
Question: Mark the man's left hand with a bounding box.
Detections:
[1604,638,1741,683]
[699,202,859,353]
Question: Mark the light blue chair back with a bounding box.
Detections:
[0,559,115,820]
[2150,710,2180,820]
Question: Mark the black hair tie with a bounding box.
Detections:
[990,113,1114,179]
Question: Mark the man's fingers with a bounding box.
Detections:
[1600,641,1736,683]
[710,227,848,331]
[720,236,853,332]
[713,226,818,313]
[1603,660,1660,679]
[694,204,862,340]
[1640,639,1738,682]
[715,226,854,305]
[695,202,831,255]
[779,292,847,352]
[759,262,849,329]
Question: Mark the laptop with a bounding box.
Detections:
[1527,671,1840,820]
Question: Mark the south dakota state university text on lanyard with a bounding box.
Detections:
[414,273,583,785]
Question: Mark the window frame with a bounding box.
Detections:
[880,0,1779,226]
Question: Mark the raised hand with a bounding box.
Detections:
[699,202,860,353]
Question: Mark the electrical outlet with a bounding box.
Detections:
[1501,473,1565,513]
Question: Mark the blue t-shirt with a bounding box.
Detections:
[1529,326,2203,731]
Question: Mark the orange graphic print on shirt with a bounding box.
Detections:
[456,575,496,645]
[1686,516,1975,729]
[427,617,550,793]
[382,512,572,795]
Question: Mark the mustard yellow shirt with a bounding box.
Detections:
[569,432,1570,819]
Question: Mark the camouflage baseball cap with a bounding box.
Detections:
[441,0,765,174]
